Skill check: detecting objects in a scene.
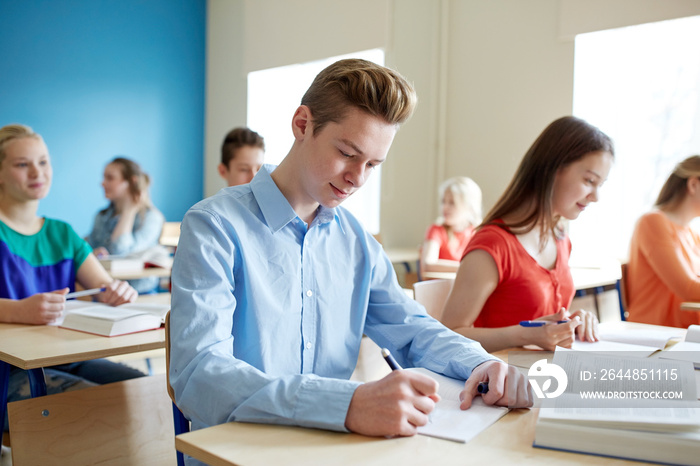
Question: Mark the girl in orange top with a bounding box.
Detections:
[627,155,700,328]
[421,176,482,275]
[442,116,614,352]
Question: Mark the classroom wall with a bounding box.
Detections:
[0,0,205,236]
[206,0,700,249]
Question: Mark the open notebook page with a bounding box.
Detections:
[407,367,509,443]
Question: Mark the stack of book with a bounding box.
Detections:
[533,348,700,465]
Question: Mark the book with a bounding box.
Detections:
[99,256,145,274]
[596,321,684,349]
[407,367,509,443]
[97,246,173,274]
[59,301,169,336]
[659,325,700,369]
[533,349,700,465]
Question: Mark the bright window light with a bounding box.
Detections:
[571,15,700,265]
[247,49,385,234]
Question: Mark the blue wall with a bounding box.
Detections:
[0,0,205,235]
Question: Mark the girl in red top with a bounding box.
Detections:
[442,116,613,352]
[421,176,482,275]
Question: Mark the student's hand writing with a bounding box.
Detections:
[460,360,533,409]
[345,370,440,437]
[16,288,69,325]
[98,280,138,306]
[568,308,599,342]
[529,308,581,350]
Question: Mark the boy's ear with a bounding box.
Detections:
[291,105,312,140]
[217,163,228,179]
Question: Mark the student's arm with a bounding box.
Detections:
[441,249,579,352]
[75,254,137,305]
[420,239,460,273]
[109,208,165,255]
[357,239,531,427]
[637,213,700,300]
[0,289,68,324]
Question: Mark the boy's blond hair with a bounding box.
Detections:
[301,59,417,135]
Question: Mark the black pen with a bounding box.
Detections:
[477,382,489,394]
[381,348,402,371]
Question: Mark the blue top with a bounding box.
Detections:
[86,204,165,293]
[169,165,496,435]
[0,218,92,299]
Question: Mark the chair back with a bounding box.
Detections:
[616,262,629,321]
[165,311,190,466]
[160,221,181,248]
[165,312,176,402]
[413,278,455,322]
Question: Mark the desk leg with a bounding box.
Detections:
[27,368,47,397]
[1,361,9,446]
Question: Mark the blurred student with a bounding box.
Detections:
[421,176,482,275]
[170,59,532,453]
[86,157,165,293]
[218,127,265,187]
[0,124,143,430]
[627,155,700,328]
[442,116,613,352]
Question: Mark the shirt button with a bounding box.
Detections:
[306,290,313,297]
[306,342,312,349]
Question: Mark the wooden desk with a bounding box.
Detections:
[0,293,169,445]
[175,322,676,466]
[422,266,622,291]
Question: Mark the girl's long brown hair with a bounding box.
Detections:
[482,116,613,249]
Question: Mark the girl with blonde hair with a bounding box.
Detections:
[627,155,700,327]
[421,176,482,274]
[0,124,143,430]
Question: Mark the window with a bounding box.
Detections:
[571,16,700,264]
[247,49,385,234]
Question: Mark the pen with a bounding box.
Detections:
[65,287,106,300]
[477,382,489,394]
[519,320,569,327]
[381,348,402,371]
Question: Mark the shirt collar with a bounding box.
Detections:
[250,164,343,234]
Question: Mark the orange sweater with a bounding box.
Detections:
[627,210,700,328]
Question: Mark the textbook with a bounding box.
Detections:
[98,246,173,274]
[533,349,700,465]
[99,256,145,274]
[407,367,509,443]
[60,302,169,336]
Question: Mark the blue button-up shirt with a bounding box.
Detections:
[170,165,495,436]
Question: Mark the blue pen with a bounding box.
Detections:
[381,348,402,371]
[519,320,569,327]
[477,382,489,394]
[65,287,106,300]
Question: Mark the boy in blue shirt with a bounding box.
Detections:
[169,59,532,447]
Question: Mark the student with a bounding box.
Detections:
[441,116,613,352]
[627,155,700,328]
[170,59,532,449]
[421,176,482,275]
[217,127,265,187]
[0,124,143,430]
[86,157,165,293]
